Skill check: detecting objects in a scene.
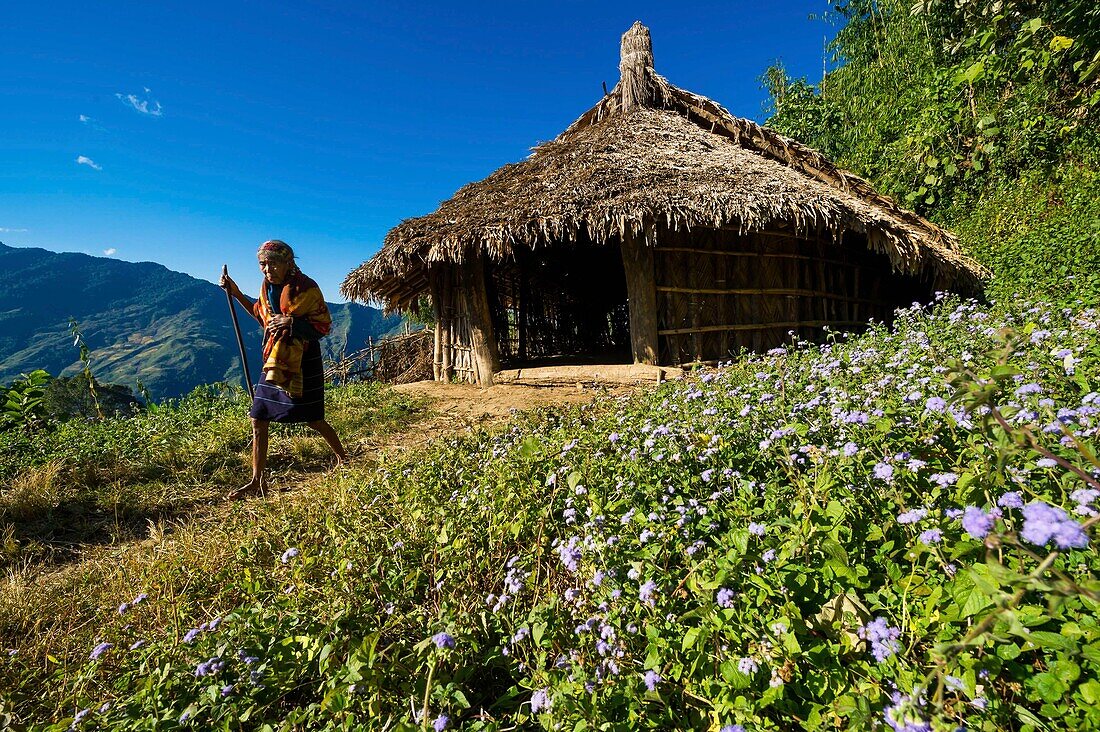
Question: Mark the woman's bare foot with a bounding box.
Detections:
[227,476,266,500]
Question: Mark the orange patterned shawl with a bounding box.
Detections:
[253,270,332,398]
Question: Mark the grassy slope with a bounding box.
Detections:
[944,149,1100,307]
[3,296,1099,730]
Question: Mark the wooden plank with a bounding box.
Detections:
[659,320,868,336]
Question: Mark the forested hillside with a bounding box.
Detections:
[763,0,1099,304]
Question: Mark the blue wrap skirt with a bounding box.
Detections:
[248,339,325,423]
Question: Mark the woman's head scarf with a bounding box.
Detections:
[258,239,295,261]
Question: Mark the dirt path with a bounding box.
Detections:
[358,380,632,457]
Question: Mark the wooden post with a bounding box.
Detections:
[458,253,501,386]
[429,268,443,381]
[518,249,529,362]
[620,228,659,365]
[441,267,454,381]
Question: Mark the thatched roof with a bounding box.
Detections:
[343,22,985,310]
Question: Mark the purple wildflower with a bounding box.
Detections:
[842,441,859,457]
[194,656,225,677]
[883,696,931,732]
[1020,502,1089,549]
[998,491,1024,509]
[639,580,657,606]
[720,726,746,732]
[737,657,759,674]
[556,537,582,573]
[280,547,299,564]
[433,714,450,731]
[874,463,895,483]
[918,528,942,545]
[183,627,203,644]
[858,617,901,662]
[960,506,996,539]
[643,669,661,691]
[748,522,766,536]
[89,642,112,661]
[762,549,776,563]
[716,587,736,608]
[1072,489,1099,506]
[929,472,958,487]
[897,508,927,524]
[925,396,947,412]
[432,632,456,650]
[530,688,551,713]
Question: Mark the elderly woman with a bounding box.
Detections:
[220,240,347,498]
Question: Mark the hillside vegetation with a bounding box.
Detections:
[764,0,1100,305]
[2,297,1098,730]
[2,2,1099,730]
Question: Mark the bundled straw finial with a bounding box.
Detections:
[619,21,656,111]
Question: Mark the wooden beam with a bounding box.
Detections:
[620,229,659,365]
[458,253,501,386]
[654,247,861,270]
[655,286,882,306]
[658,320,869,336]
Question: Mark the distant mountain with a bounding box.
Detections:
[0,243,403,398]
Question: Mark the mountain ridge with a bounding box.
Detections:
[0,242,402,398]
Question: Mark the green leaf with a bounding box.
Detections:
[1028,631,1076,652]
[682,626,702,652]
[1079,680,1100,705]
[1051,659,1080,684]
[1031,672,1068,703]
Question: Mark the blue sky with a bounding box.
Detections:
[1,1,836,301]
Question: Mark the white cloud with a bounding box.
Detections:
[116,91,163,117]
[76,155,102,171]
[0,227,28,233]
[103,247,117,256]
[79,114,91,123]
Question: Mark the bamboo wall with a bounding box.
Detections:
[429,226,931,381]
[654,227,926,363]
[429,264,478,383]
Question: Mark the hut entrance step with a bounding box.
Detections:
[494,363,682,387]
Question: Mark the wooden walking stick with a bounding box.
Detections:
[222,264,255,399]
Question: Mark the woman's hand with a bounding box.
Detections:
[266,314,293,340]
[220,271,241,297]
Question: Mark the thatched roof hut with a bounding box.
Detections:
[344,22,984,385]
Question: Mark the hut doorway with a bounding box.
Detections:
[487,240,632,367]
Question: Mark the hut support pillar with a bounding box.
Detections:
[429,268,443,381]
[459,254,501,386]
[620,229,659,365]
[440,266,454,381]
